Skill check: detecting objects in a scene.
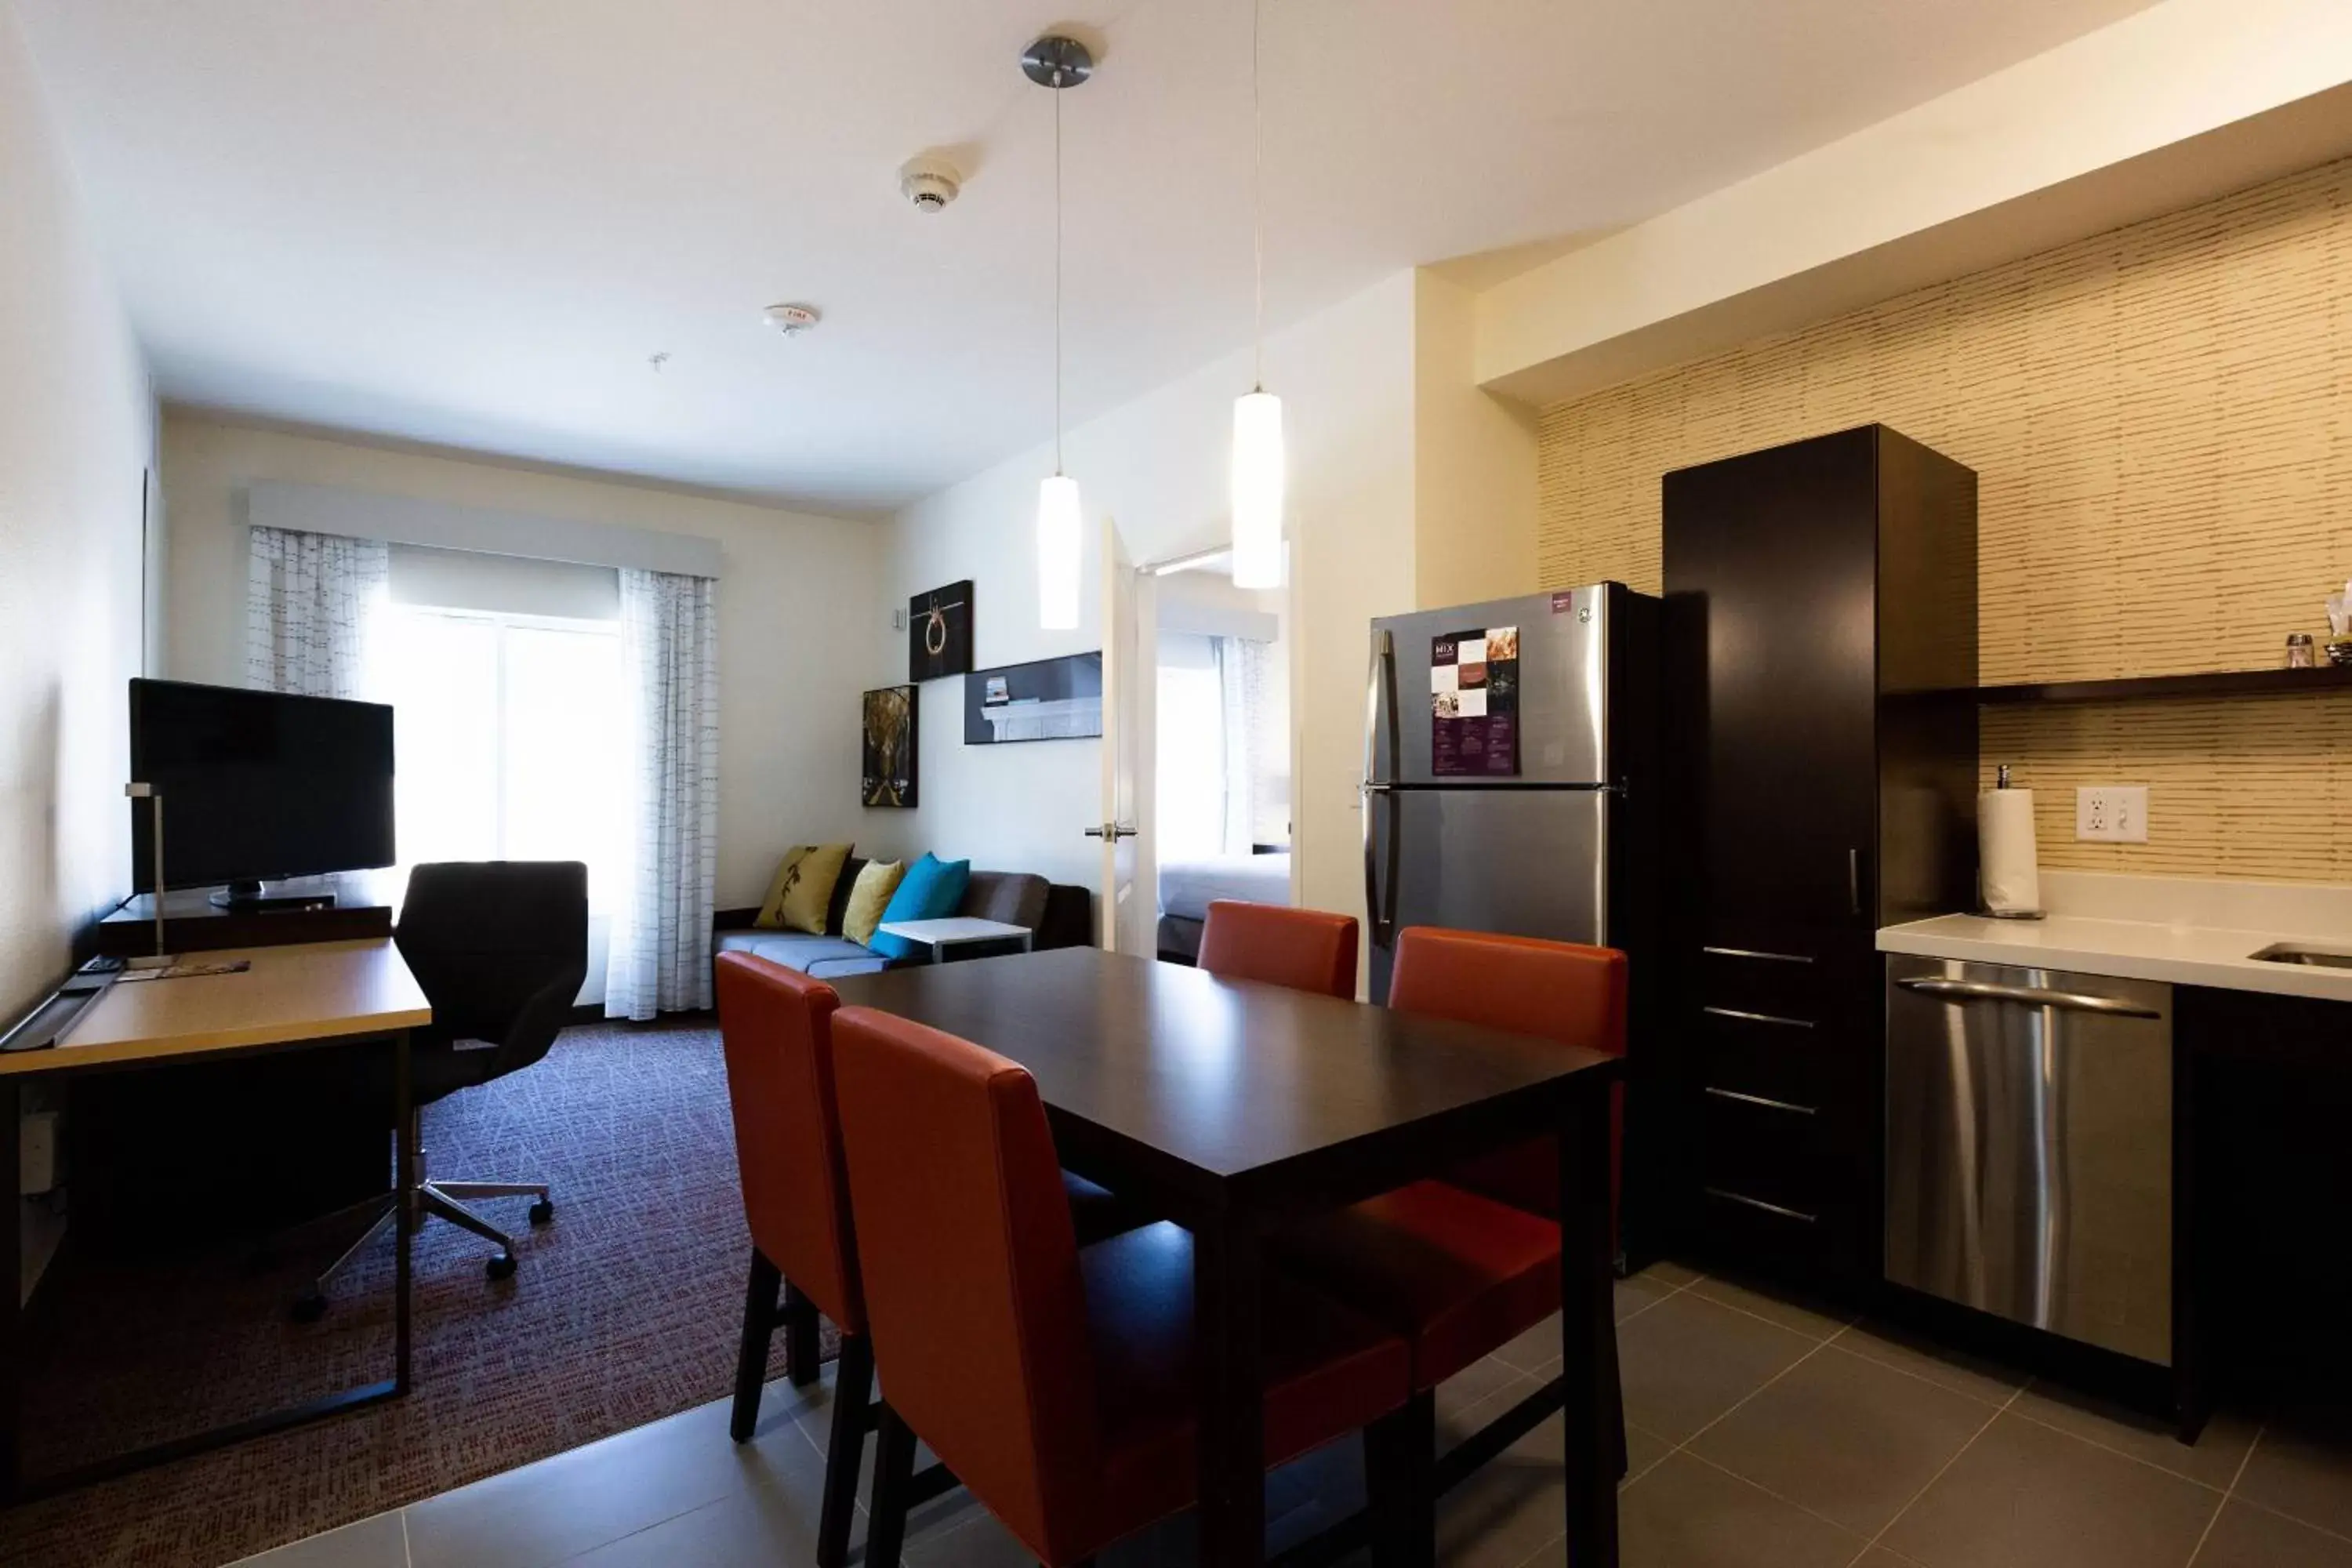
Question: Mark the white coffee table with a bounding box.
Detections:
[875,916,1036,964]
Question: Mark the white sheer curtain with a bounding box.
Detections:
[606,568,719,1021]
[1214,635,1288,855]
[1247,638,1289,848]
[245,524,388,696]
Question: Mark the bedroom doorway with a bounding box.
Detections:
[1149,553,1292,964]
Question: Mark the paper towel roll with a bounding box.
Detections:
[1979,788,2042,915]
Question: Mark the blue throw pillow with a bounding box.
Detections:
[867,854,971,960]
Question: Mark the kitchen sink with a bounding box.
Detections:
[2249,943,2352,969]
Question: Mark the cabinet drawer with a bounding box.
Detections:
[1700,1090,1825,1222]
[1697,1005,1825,1107]
[1700,1182,1831,1273]
[1703,931,1825,1006]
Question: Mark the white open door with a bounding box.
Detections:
[1094,514,1157,954]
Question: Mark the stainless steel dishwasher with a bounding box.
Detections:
[1884,955,2174,1365]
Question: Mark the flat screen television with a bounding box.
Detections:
[129,678,395,903]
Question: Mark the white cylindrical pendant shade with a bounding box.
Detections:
[1036,473,1083,630]
[1230,390,1285,590]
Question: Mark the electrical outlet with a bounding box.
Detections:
[2076,786,2149,844]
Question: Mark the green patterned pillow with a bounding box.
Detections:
[755,844,853,934]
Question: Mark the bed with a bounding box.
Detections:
[1156,851,1291,963]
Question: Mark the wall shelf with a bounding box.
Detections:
[1974,665,2352,706]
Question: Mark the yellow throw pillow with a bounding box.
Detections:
[755,844,852,934]
[840,859,906,946]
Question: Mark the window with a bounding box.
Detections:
[379,604,630,909]
[1156,632,1227,862]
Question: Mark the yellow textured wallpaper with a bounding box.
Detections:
[1536,156,2352,882]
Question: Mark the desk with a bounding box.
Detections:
[0,939,429,1504]
[833,947,1624,1567]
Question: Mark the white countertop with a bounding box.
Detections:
[1878,873,2352,1002]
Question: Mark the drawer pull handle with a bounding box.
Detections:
[1894,977,2161,1018]
[1704,1187,1819,1224]
[1701,946,1813,964]
[1702,1005,1815,1030]
[1704,1085,1817,1116]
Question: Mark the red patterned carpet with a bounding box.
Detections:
[0,1020,833,1566]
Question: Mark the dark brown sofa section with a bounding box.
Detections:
[713,857,1093,980]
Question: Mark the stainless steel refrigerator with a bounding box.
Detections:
[1362,583,1659,1000]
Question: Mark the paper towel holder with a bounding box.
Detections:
[1976,765,2047,920]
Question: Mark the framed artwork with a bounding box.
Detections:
[861,684,919,808]
[963,652,1102,745]
[908,580,974,682]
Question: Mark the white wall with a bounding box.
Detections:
[0,5,155,1014]
[1,1,157,1298]
[158,416,884,923]
[867,273,1418,919]
[1412,270,1539,609]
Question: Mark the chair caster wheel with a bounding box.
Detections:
[290,1290,328,1323]
[486,1252,517,1282]
[528,1199,554,1227]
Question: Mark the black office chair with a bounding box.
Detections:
[292,860,588,1319]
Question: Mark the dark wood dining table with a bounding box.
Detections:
[830,945,1624,1567]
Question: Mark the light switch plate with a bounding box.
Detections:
[2076,785,2149,843]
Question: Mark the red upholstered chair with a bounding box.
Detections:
[1275,927,1628,1555]
[829,1004,1420,1568]
[716,956,1145,1568]
[714,953,871,1568]
[1390,927,1628,1245]
[1196,899,1359,998]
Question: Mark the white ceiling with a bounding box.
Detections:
[18,0,2159,517]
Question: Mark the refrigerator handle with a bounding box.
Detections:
[1363,630,1401,949]
[1363,629,1398,789]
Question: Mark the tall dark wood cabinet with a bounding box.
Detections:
[1661,424,1977,1290]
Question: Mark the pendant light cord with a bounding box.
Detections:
[1250,0,1265,392]
[1054,74,1065,476]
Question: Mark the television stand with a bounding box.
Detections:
[92,877,390,960]
[209,880,338,913]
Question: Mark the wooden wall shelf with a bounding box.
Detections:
[1974,665,2352,706]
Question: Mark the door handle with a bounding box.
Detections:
[1083,822,1138,840]
[1848,848,1862,919]
[1894,976,2161,1018]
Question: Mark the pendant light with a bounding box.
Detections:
[1025,35,1092,631]
[1229,0,1284,590]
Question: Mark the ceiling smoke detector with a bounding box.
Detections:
[898,154,962,212]
[763,303,820,336]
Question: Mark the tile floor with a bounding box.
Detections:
[233,1261,2352,1568]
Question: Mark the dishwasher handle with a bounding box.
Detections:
[1894,975,2161,1018]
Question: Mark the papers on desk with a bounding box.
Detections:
[117,959,253,983]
